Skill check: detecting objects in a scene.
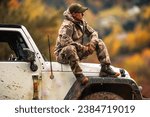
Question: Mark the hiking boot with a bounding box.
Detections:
[100,64,120,77]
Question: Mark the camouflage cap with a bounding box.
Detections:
[69,3,88,13]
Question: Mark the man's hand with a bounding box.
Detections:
[71,42,94,55]
[85,43,95,54]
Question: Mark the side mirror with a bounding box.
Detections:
[23,48,38,72]
[23,48,35,62]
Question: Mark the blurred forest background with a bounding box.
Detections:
[0,0,150,97]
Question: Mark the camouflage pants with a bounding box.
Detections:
[56,38,111,78]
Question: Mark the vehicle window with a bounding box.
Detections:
[0,31,28,61]
[0,42,16,61]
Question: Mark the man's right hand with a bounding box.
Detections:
[85,43,95,54]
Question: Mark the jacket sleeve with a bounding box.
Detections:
[59,23,86,50]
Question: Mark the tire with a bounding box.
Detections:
[82,92,123,100]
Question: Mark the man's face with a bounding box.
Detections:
[72,12,84,21]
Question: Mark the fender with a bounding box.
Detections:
[64,76,143,100]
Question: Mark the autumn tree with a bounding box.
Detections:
[0,0,62,60]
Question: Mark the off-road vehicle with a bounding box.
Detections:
[0,24,143,100]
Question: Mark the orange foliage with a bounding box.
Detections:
[8,0,20,9]
[125,32,136,50]
[125,26,150,50]
[142,48,150,57]
[136,29,150,45]
[141,48,150,62]
[109,39,121,57]
[142,6,150,19]
[104,34,121,57]
[124,54,144,72]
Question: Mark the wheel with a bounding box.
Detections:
[82,92,123,100]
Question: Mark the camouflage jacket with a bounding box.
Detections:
[54,9,98,56]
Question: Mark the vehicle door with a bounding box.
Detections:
[0,30,40,99]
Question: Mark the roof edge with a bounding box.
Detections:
[0,24,22,28]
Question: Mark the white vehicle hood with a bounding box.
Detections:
[44,62,131,78]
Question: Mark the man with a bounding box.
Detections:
[54,3,120,85]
